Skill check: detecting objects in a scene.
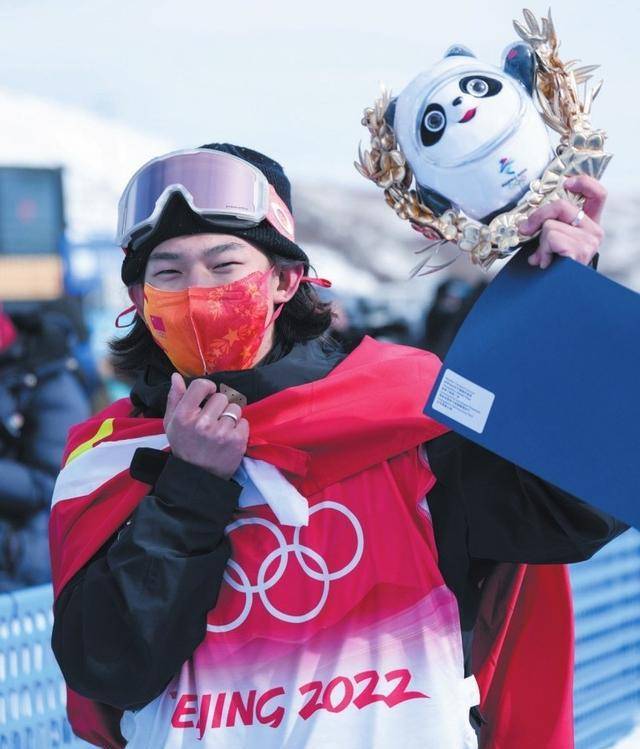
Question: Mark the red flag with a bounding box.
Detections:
[50,337,574,749]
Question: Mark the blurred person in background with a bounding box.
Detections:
[422,278,488,359]
[323,294,363,353]
[49,145,625,749]
[0,303,90,590]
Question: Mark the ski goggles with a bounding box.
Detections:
[116,149,296,250]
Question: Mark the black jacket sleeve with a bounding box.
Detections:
[426,431,628,567]
[425,430,629,647]
[426,429,629,684]
[51,448,240,711]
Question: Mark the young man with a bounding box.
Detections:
[50,144,624,749]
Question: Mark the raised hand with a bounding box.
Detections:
[163,373,249,480]
[519,175,607,270]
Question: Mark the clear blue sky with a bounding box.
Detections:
[0,0,637,190]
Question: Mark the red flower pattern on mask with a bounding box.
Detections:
[143,268,276,376]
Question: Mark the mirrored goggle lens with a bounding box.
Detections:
[117,151,267,246]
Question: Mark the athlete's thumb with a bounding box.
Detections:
[165,372,186,422]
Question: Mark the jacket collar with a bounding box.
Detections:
[130,337,347,417]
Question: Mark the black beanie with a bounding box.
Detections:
[121,143,309,286]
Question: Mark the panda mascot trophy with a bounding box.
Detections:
[356,8,612,273]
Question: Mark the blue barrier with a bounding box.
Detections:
[572,529,640,749]
[0,584,92,748]
[0,531,636,748]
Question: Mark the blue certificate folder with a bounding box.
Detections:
[424,248,640,529]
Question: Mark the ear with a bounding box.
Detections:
[128,283,145,315]
[273,264,305,304]
[444,44,476,58]
[383,97,398,129]
[417,183,452,216]
[502,42,536,95]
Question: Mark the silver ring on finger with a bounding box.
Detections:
[570,208,585,227]
[219,410,239,426]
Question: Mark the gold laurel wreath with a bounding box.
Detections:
[355,8,612,272]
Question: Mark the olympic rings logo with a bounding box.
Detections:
[207,501,364,633]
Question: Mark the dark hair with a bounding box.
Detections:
[109,255,334,380]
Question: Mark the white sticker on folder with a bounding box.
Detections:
[432,369,495,434]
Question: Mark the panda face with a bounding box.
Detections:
[391,49,552,220]
[415,70,522,165]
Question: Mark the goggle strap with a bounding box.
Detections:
[265,185,296,242]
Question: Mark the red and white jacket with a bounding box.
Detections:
[50,338,575,749]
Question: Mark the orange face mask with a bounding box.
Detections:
[142,268,278,377]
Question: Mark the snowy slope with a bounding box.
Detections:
[0,84,636,299]
[0,87,174,242]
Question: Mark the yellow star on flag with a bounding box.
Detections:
[224,328,240,345]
